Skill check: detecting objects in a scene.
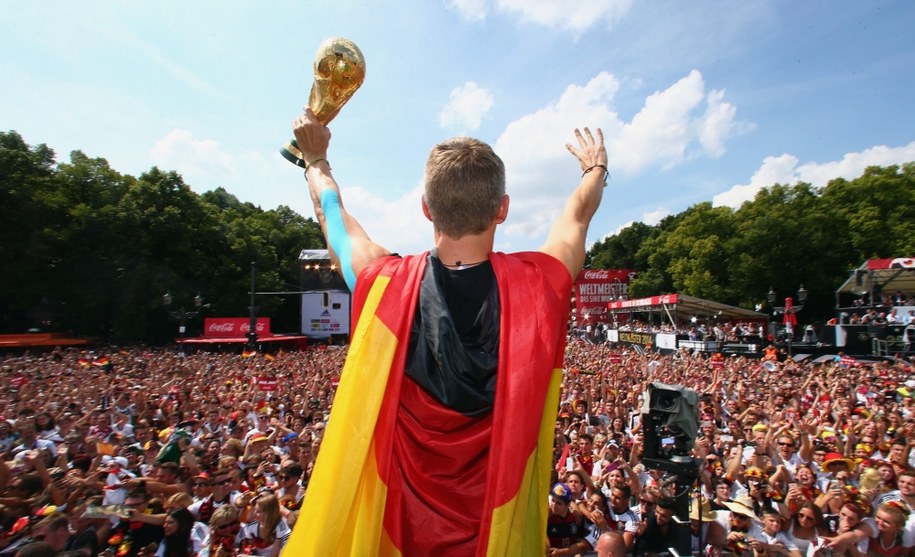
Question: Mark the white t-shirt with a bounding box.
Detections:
[605,507,639,536]
[239,519,292,556]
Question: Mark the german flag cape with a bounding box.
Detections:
[284,251,571,556]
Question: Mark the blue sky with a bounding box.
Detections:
[2,1,914,255]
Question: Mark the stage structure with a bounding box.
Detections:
[298,249,351,340]
[606,294,768,354]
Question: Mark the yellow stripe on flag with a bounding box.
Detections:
[378,519,404,557]
[284,276,398,556]
[486,367,562,555]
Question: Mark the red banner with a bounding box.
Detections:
[606,294,679,310]
[203,318,271,338]
[257,376,278,392]
[866,257,914,270]
[573,269,634,323]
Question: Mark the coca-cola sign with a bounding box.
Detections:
[203,318,272,338]
[573,269,634,323]
[583,269,610,280]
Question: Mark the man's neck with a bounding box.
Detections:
[433,229,495,269]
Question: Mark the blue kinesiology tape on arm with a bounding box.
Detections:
[320,188,357,291]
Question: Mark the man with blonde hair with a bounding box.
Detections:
[285,107,608,556]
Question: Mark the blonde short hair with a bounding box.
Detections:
[424,137,505,238]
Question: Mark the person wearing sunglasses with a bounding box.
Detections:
[785,502,825,556]
[771,432,813,482]
[187,468,235,525]
[275,462,304,514]
[199,505,241,557]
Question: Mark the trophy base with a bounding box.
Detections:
[280,139,307,168]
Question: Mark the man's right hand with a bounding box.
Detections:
[292,108,331,163]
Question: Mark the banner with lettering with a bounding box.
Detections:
[606,294,679,310]
[617,331,655,346]
[203,318,272,338]
[257,376,278,392]
[573,269,635,323]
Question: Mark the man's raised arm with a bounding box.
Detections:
[539,127,608,279]
[292,109,391,291]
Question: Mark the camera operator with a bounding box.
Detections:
[739,467,788,520]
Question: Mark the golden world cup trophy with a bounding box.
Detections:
[281,37,366,167]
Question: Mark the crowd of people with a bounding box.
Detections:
[0,338,913,557]
[551,338,915,557]
[0,346,342,557]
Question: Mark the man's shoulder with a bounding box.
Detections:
[876,490,903,505]
[494,251,572,292]
[357,253,421,283]
[500,250,565,269]
[608,507,637,521]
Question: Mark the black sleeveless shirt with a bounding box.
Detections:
[402,252,500,417]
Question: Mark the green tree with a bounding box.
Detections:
[727,183,851,318]
[624,203,737,301]
[820,164,915,259]
[0,131,59,331]
[589,221,653,270]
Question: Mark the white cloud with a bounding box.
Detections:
[439,82,494,131]
[494,70,744,241]
[601,208,667,239]
[608,221,635,238]
[697,89,738,157]
[795,143,915,186]
[445,0,633,34]
[445,0,489,22]
[615,70,745,174]
[339,182,433,256]
[642,208,670,226]
[711,154,799,209]
[496,72,620,191]
[496,0,633,35]
[713,141,915,208]
[149,129,238,183]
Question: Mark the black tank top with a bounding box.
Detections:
[402,253,500,417]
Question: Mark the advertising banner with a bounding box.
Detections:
[607,294,679,310]
[203,318,271,338]
[574,269,635,323]
[301,291,351,338]
[257,376,278,392]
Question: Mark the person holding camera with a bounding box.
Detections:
[721,495,764,557]
[740,467,788,520]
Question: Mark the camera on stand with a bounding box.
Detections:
[640,382,701,557]
[641,382,699,470]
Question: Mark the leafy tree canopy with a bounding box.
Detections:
[0,131,324,341]
[588,162,915,322]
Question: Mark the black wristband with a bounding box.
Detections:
[582,164,609,185]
